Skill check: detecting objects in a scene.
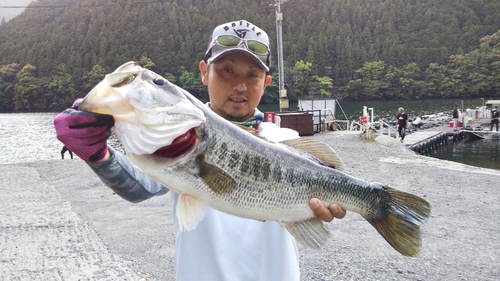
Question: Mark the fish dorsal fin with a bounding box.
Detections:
[176,193,207,232]
[281,218,331,249]
[280,138,345,171]
[236,125,263,138]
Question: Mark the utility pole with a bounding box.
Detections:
[275,0,288,112]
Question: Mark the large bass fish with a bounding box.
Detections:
[79,62,431,257]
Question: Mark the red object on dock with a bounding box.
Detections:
[265,112,275,123]
[449,121,461,127]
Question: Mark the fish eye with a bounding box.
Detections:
[153,78,166,85]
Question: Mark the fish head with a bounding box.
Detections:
[78,61,206,155]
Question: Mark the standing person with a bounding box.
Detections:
[452,104,460,131]
[60,145,73,159]
[54,19,346,281]
[490,106,499,131]
[396,107,408,143]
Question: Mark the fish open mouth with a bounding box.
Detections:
[153,128,197,158]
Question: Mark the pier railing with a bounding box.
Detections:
[348,119,396,140]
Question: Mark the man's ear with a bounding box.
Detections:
[199,60,209,85]
[264,74,272,87]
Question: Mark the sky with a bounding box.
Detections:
[0,0,32,22]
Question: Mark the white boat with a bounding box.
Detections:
[463,130,500,140]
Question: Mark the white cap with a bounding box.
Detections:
[204,20,271,72]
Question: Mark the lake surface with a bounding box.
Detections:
[429,138,500,170]
[258,98,483,122]
[1,99,498,171]
[259,98,498,170]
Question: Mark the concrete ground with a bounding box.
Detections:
[1,132,499,280]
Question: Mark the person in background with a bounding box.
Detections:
[490,106,499,131]
[60,145,73,159]
[452,104,460,131]
[396,107,408,143]
[54,19,346,281]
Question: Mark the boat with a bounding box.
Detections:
[462,130,500,140]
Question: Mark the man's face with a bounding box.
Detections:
[199,52,272,122]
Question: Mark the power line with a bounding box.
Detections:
[0,1,168,9]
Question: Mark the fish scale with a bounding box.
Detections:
[78,61,431,257]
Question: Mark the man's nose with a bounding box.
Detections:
[233,81,247,92]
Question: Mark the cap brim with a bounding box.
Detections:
[207,48,269,72]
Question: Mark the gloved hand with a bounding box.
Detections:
[54,99,114,162]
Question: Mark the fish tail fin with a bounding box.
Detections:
[367,187,431,257]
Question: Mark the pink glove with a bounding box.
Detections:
[54,101,114,162]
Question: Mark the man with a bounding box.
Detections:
[453,104,460,131]
[396,107,408,143]
[54,20,345,280]
[60,145,73,159]
[490,106,499,131]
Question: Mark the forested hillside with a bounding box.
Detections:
[0,0,499,112]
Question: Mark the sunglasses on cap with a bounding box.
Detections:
[210,34,270,56]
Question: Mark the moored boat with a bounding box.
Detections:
[463,130,500,140]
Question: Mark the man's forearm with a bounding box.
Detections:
[87,147,168,203]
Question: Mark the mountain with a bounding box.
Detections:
[0,0,499,112]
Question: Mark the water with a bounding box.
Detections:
[258,98,483,122]
[1,99,498,171]
[259,98,500,171]
[0,113,61,164]
[430,139,500,170]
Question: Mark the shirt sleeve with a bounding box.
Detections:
[86,146,168,203]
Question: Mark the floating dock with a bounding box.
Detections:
[405,130,466,154]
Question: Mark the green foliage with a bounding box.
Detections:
[310,75,333,98]
[83,64,107,93]
[0,0,499,112]
[178,69,208,102]
[0,63,21,111]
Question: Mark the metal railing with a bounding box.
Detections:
[348,119,396,140]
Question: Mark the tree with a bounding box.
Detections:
[350,61,388,99]
[0,63,21,111]
[83,64,107,92]
[14,64,43,111]
[286,60,313,99]
[138,55,156,71]
[309,75,333,99]
[47,63,77,110]
[177,69,207,102]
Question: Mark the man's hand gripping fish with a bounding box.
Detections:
[78,62,431,257]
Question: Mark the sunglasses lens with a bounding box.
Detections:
[217,35,241,47]
[214,35,269,56]
[246,40,268,55]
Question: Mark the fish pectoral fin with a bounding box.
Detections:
[198,162,238,195]
[280,138,345,171]
[281,217,331,249]
[176,193,207,232]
